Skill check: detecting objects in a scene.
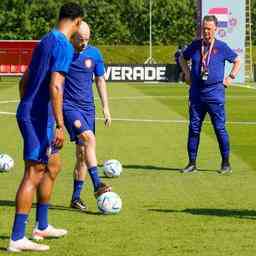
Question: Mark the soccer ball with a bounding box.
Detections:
[0,154,14,172]
[103,159,122,178]
[97,192,122,214]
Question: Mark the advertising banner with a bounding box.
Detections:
[105,65,174,82]
[201,0,245,83]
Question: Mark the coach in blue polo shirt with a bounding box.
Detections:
[179,15,240,174]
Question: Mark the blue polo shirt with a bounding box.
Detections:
[16,29,74,123]
[63,45,105,111]
[183,39,237,103]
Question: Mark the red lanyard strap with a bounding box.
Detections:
[201,39,215,70]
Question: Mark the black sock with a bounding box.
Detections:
[222,158,230,165]
[189,160,196,166]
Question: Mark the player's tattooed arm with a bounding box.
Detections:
[95,76,111,127]
[19,68,29,99]
[49,71,65,148]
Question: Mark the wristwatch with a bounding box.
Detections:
[229,73,236,79]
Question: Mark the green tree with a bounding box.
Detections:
[151,0,197,45]
[0,0,254,46]
[82,0,131,44]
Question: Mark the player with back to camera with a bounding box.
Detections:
[63,21,112,211]
[179,15,240,174]
[8,2,84,252]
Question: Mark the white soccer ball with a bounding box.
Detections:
[0,154,14,172]
[97,192,122,214]
[103,159,122,178]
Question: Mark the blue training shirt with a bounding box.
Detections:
[63,45,105,111]
[16,29,74,123]
[183,39,237,103]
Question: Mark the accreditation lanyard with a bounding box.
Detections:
[201,39,215,72]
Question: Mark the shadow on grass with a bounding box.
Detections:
[0,200,15,207]
[100,163,219,173]
[0,200,101,215]
[49,205,101,215]
[0,236,9,240]
[99,163,181,171]
[148,208,256,219]
[0,236,9,250]
[122,165,181,172]
[0,247,7,253]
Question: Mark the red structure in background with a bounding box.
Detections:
[0,40,38,76]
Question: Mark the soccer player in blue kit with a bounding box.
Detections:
[8,3,84,252]
[179,15,240,174]
[63,21,112,211]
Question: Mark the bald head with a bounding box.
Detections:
[73,21,91,51]
[78,21,90,39]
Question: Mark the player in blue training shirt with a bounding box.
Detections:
[179,15,240,174]
[63,21,112,211]
[8,3,84,253]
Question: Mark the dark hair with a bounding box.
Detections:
[59,2,84,21]
[203,15,218,26]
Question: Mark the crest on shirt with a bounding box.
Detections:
[74,119,82,129]
[84,59,92,68]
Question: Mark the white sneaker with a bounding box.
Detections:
[32,224,68,241]
[7,237,49,252]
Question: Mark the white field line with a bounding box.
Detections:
[0,111,15,115]
[105,95,256,100]
[0,111,255,125]
[123,83,256,89]
[95,117,256,126]
[0,100,19,104]
[234,84,256,90]
[1,94,256,104]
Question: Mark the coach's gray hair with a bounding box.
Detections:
[203,15,218,26]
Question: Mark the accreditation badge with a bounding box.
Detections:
[201,70,209,81]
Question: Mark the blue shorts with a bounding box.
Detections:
[64,109,95,145]
[17,118,58,164]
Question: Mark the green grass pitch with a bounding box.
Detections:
[0,80,256,255]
